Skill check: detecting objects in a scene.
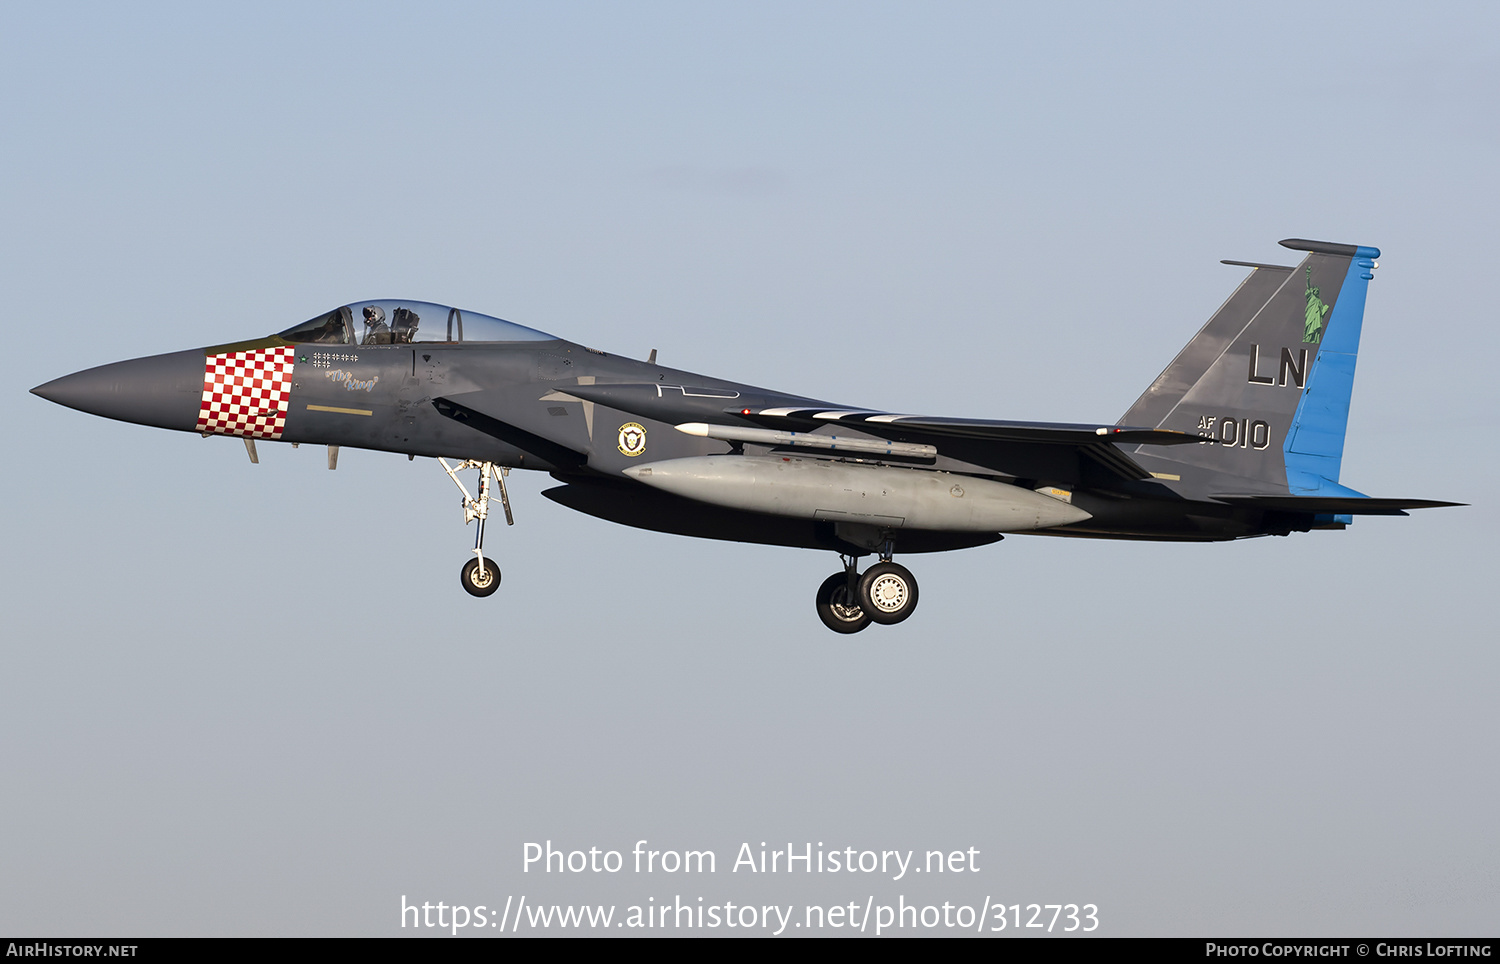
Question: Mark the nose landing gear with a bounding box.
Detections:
[814,549,919,633]
[440,458,513,598]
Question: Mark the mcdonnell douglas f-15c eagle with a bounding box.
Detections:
[32,238,1459,632]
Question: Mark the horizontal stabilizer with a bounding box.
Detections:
[1212,494,1464,515]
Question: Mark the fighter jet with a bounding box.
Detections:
[31,238,1459,632]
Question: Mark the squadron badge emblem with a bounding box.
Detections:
[617,422,647,457]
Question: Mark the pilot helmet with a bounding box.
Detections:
[363,305,387,325]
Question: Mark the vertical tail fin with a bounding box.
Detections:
[1121,238,1381,495]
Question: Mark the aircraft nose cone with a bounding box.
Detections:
[32,349,206,432]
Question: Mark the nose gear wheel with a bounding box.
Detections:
[461,557,502,596]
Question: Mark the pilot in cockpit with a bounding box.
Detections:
[362,305,391,345]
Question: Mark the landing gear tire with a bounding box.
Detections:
[816,572,870,634]
[461,557,502,597]
[858,562,918,625]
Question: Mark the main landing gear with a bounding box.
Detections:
[440,458,513,597]
[814,550,919,633]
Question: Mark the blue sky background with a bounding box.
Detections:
[2,1,1497,936]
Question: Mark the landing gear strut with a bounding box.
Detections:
[814,546,920,633]
[440,458,513,598]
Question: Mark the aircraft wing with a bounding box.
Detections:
[734,407,1200,480]
[551,382,1201,480]
[741,408,1197,445]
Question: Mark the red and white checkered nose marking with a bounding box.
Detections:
[195,346,295,439]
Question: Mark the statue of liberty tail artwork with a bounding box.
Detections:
[1303,265,1331,342]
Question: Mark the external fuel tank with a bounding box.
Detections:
[622,456,1091,532]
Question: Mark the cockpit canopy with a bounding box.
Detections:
[279,301,557,346]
